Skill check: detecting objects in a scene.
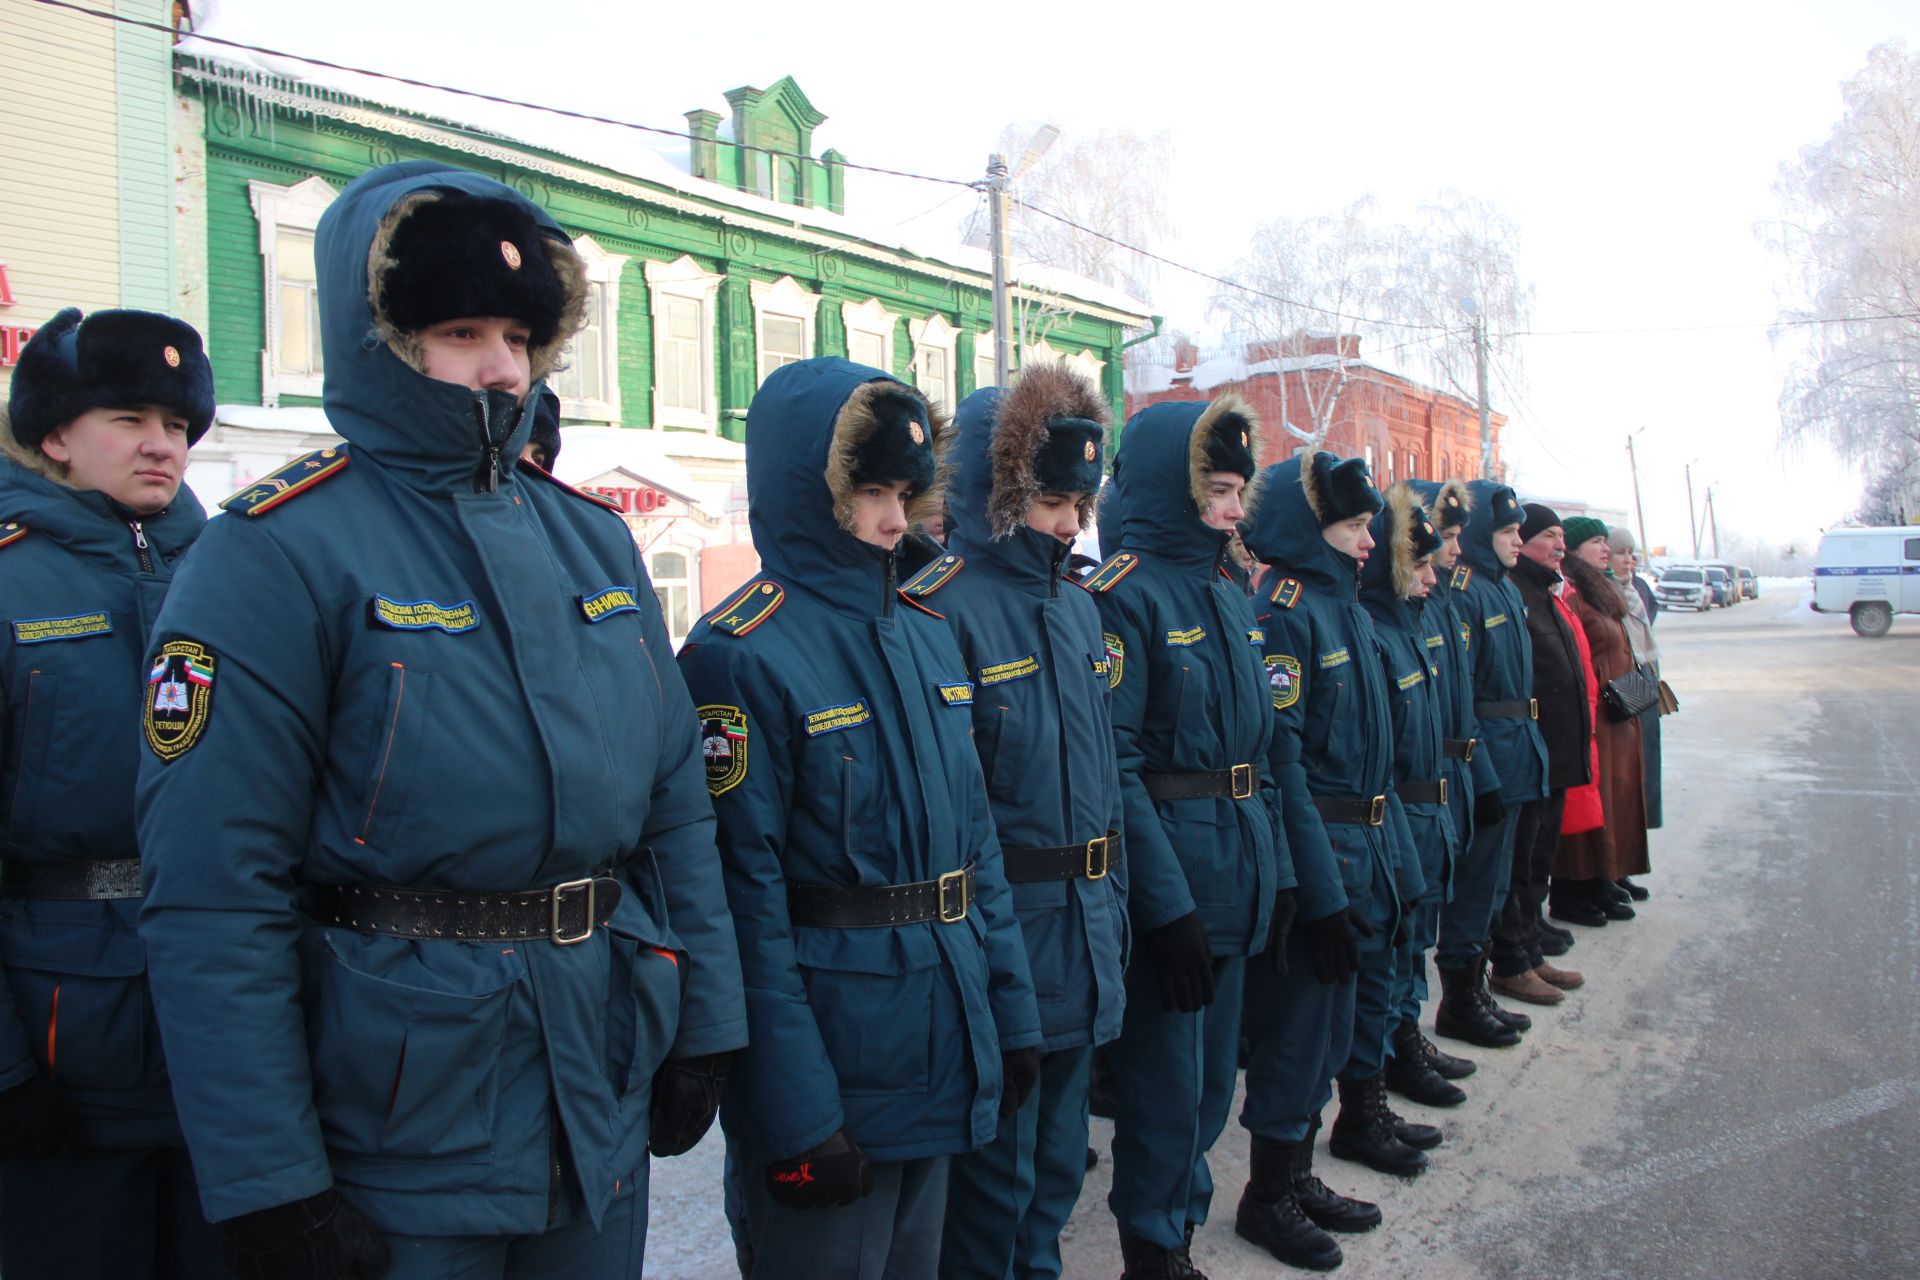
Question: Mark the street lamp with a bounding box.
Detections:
[985,125,1059,387]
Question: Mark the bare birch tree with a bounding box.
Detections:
[1391,190,1534,408]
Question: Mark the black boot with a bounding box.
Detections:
[1119,1230,1208,1279]
[1293,1116,1380,1234]
[1549,880,1609,927]
[1234,1137,1344,1270]
[1417,1024,1477,1080]
[1596,879,1636,920]
[1475,951,1532,1033]
[1385,1020,1466,1106]
[1434,960,1520,1048]
[1616,876,1649,901]
[1328,1074,1428,1176]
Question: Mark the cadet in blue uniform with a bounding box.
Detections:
[1090,394,1280,1280]
[0,308,221,1278]
[929,365,1127,1280]
[676,357,1041,1280]
[1431,481,1546,1049]
[135,162,747,1279]
[1356,485,1466,1111]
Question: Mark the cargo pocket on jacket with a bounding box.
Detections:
[308,932,521,1162]
[605,923,686,1097]
[10,966,148,1093]
[1012,881,1070,1003]
[6,671,59,849]
[795,934,937,1097]
[355,665,433,851]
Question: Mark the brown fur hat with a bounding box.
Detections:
[823,378,951,533]
[988,363,1111,538]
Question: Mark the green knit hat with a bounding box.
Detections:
[1563,515,1609,551]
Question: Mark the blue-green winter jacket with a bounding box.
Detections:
[1453,481,1549,803]
[0,457,204,1146]
[911,386,1126,1054]
[1242,457,1421,938]
[134,162,746,1233]
[1406,480,1498,847]
[677,358,1040,1166]
[1089,400,1280,955]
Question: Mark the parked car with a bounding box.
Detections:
[1738,567,1758,599]
[1811,526,1920,637]
[1656,565,1710,611]
[1704,566,1735,607]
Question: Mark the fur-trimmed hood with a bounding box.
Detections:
[315,161,589,493]
[1109,394,1256,572]
[1241,449,1374,597]
[1359,482,1441,622]
[745,357,950,617]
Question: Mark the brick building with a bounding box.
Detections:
[1126,334,1505,487]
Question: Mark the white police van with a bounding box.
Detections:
[1811,527,1920,637]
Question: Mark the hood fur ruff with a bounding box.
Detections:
[1386,481,1422,599]
[824,378,952,534]
[0,407,62,483]
[1434,477,1472,530]
[1188,392,1260,517]
[988,362,1111,538]
[366,191,590,387]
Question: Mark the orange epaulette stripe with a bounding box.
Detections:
[221,448,350,517]
[1083,552,1139,593]
[1269,577,1303,609]
[709,580,786,636]
[519,461,624,513]
[0,522,28,550]
[899,592,945,619]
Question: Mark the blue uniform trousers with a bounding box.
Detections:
[1396,895,1443,1024]
[0,1143,224,1279]
[1240,930,1356,1143]
[1435,815,1518,969]
[726,1131,948,1280]
[1107,950,1246,1249]
[379,1177,646,1279]
[1337,941,1399,1082]
[940,1044,1092,1280]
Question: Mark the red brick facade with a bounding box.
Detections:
[1126,335,1504,486]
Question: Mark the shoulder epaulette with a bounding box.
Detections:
[898,592,945,619]
[706,579,786,636]
[1268,576,1304,609]
[1084,552,1140,593]
[902,554,964,597]
[518,461,624,514]
[1451,565,1473,591]
[0,522,27,551]
[221,448,350,516]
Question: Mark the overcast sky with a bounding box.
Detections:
[191,0,1920,553]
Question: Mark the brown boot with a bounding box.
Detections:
[1488,967,1564,1005]
[1534,961,1584,990]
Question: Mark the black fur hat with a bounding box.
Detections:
[1432,479,1471,531]
[375,190,569,347]
[1202,412,1257,480]
[1302,450,1384,527]
[1489,485,1523,530]
[1409,504,1443,560]
[526,387,562,469]
[7,307,215,448]
[847,386,937,496]
[1034,416,1104,496]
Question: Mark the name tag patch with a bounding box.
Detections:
[12,612,112,645]
[578,585,642,623]
[1396,670,1426,690]
[805,700,872,736]
[979,654,1040,686]
[938,681,974,706]
[1484,613,1509,629]
[1318,648,1351,669]
[371,595,480,634]
[1164,626,1206,647]
[1424,634,1445,649]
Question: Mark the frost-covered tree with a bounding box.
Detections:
[1391,190,1534,418]
[1766,42,1920,518]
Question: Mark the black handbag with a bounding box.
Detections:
[1602,662,1661,721]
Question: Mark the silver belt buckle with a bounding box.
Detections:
[551,878,597,945]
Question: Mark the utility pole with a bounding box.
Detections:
[1685,462,1700,559]
[1474,312,1492,480]
[1706,487,1720,557]
[986,153,1013,389]
[1626,432,1649,556]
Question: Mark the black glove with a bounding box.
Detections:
[1301,909,1360,985]
[766,1130,875,1210]
[1473,788,1506,828]
[1144,911,1215,1012]
[648,1052,731,1157]
[221,1189,391,1280]
[1345,906,1378,940]
[0,1072,82,1159]
[999,1048,1040,1119]
[1268,889,1299,976]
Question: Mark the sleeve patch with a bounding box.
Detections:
[902,555,964,596]
[708,580,785,636]
[222,448,350,516]
[1103,632,1125,689]
[1084,552,1139,593]
[1269,576,1304,609]
[698,704,749,796]
[145,640,216,760]
[1266,654,1301,709]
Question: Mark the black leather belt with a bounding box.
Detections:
[1313,795,1388,826]
[0,858,143,900]
[1399,780,1449,806]
[1475,698,1539,720]
[787,864,975,928]
[1442,737,1478,761]
[1004,833,1121,884]
[303,876,621,944]
[1142,764,1256,802]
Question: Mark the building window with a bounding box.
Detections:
[249,176,338,404]
[1025,340,1106,398]
[651,547,697,647]
[973,329,1003,392]
[646,256,724,431]
[909,313,959,416]
[842,297,896,373]
[751,276,818,386]
[548,236,628,422]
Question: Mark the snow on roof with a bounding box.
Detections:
[212,404,340,436]
[176,11,1149,324]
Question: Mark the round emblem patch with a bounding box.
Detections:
[1084,439,1098,462]
[500,240,523,270]
[163,345,181,368]
[909,421,926,445]
[1241,430,1250,448]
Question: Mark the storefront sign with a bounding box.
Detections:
[590,485,674,514]
[0,262,37,368]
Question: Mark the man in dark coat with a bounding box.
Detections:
[926,364,1127,1280]
[677,357,1041,1279]
[1491,505,1591,1006]
[1089,394,1281,1280]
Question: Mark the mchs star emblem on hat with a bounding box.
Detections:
[500,240,523,270]
[163,345,181,367]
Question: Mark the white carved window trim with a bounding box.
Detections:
[908,313,958,416]
[550,235,628,423]
[648,542,701,648]
[646,255,723,432]
[841,297,896,373]
[750,276,818,386]
[249,176,337,406]
[1025,339,1106,394]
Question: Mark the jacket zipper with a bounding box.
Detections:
[129,521,154,573]
[1049,540,1067,598]
[474,397,503,493]
[882,549,896,617]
